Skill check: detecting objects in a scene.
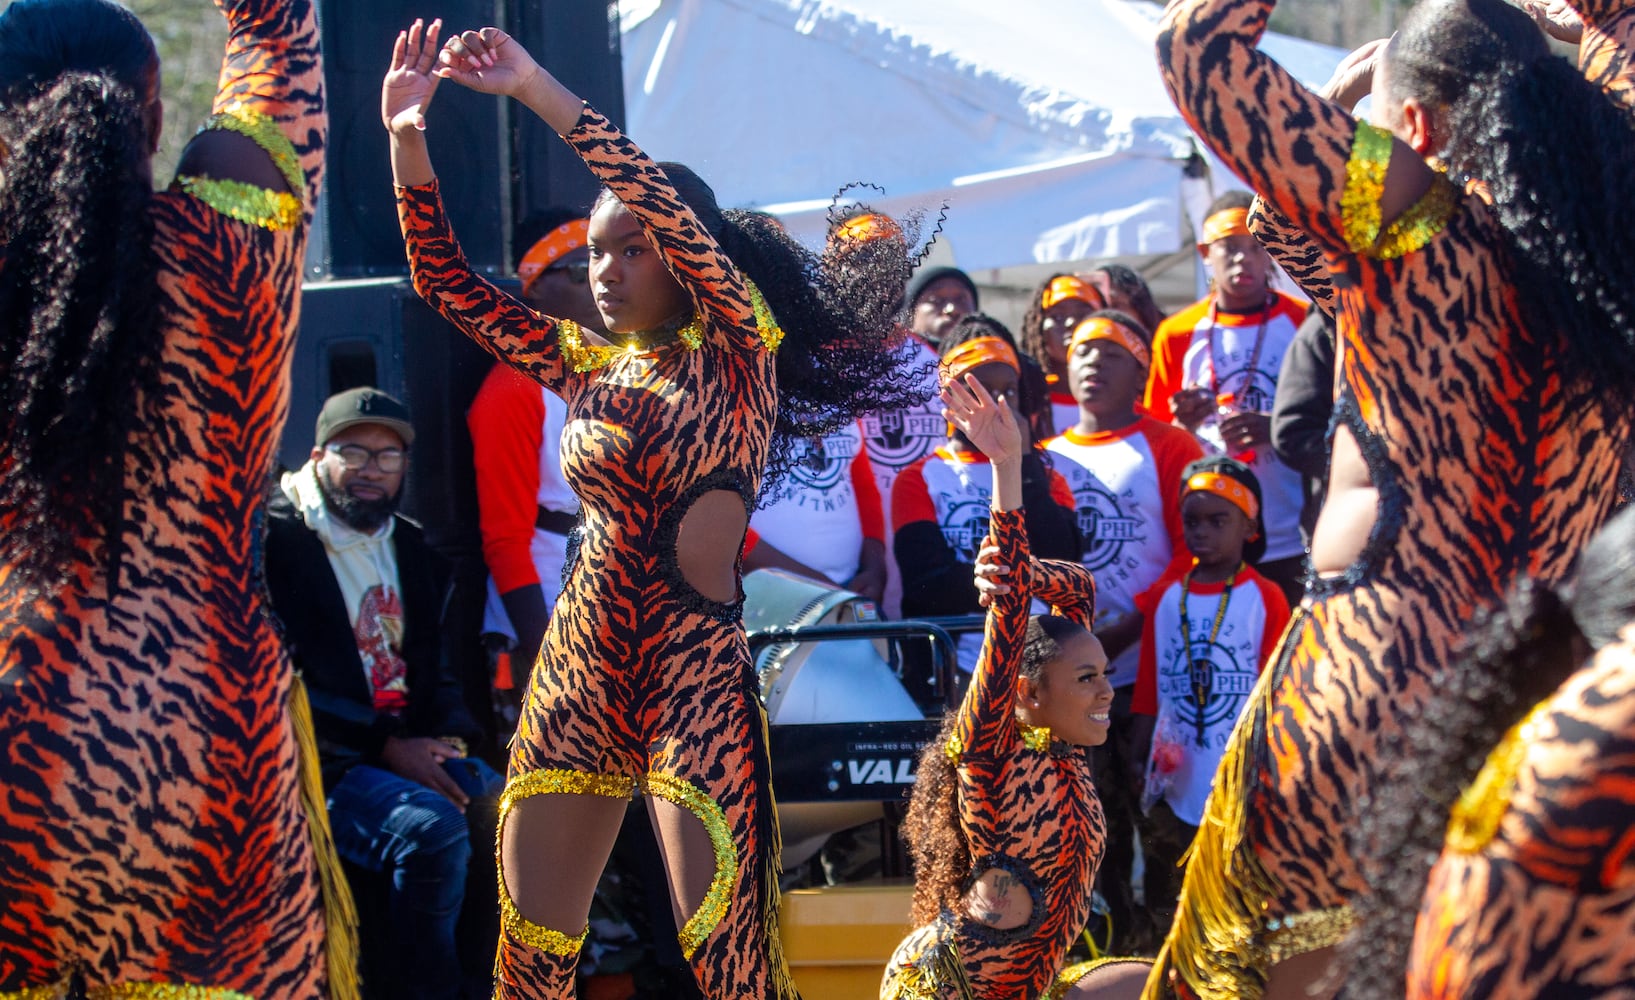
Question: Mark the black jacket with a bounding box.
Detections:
[264,489,478,787]
[1270,310,1336,546]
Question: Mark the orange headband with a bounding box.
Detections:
[517,219,590,296]
[1068,317,1151,369]
[939,336,1020,386]
[829,212,904,250]
[1185,472,1259,521]
[1040,274,1105,312]
[1199,207,1252,249]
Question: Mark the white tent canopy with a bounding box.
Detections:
[618,0,1348,276]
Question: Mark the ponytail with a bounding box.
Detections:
[0,71,161,589]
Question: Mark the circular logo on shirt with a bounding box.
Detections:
[1159,640,1257,741]
[1068,479,1147,573]
[1213,366,1279,414]
[783,431,858,493]
[863,406,947,478]
[938,498,992,563]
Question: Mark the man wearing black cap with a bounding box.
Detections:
[904,264,979,349]
[264,387,503,1000]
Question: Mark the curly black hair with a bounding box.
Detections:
[1383,0,1635,408]
[1089,263,1166,338]
[593,164,932,493]
[901,613,1086,925]
[1344,504,1635,1000]
[1016,272,1107,381]
[0,0,163,592]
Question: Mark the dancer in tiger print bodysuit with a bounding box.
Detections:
[385,19,924,999]
[1146,0,1635,997]
[0,0,335,996]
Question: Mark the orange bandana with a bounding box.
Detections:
[828,212,904,251]
[1040,274,1105,312]
[1185,472,1259,520]
[518,219,590,296]
[1199,207,1252,249]
[1068,317,1151,368]
[939,336,1020,387]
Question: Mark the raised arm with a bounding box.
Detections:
[435,27,760,349]
[1250,196,1336,316]
[173,0,325,229]
[387,21,567,389]
[1030,558,1096,629]
[1573,0,1635,111]
[1156,0,1437,260]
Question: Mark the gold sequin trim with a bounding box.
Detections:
[944,732,966,765]
[1018,721,1053,753]
[640,772,739,959]
[1446,699,1550,854]
[203,103,304,197]
[1341,122,1392,254]
[1374,175,1457,260]
[86,987,252,1000]
[494,767,633,957]
[1263,905,1354,964]
[557,318,628,373]
[0,980,69,1000]
[174,175,301,231]
[1047,958,1152,999]
[744,278,784,352]
[676,315,705,350]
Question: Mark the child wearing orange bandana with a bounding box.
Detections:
[1019,272,1108,436]
[1130,456,1290,938]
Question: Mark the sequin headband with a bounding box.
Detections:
[939,336,1021,386]
[1068,317,1151,369]
[1040,274,1105,312]
[1199,207,1252,249]
[517,219,590,296]
[1185,472,1259,520]
[829,212,904,249]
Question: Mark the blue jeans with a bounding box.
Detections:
[329,757,505,999]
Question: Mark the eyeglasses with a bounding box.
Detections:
[546,261,590,285]
[326,443,407,473]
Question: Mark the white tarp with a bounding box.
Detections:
[618,0,1347,272]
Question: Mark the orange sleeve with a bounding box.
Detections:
[891,458,938,531]
[468,364,546,594]
[1132,594,1162,716]
[1047,468,1077,511]
[1254,573,1293,673]
[1144,304,1205,422]
[851,437,886,542]
[1147,419,1207,579]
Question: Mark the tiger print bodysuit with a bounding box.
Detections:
[1408,635,1635,997]
[879,510,1105,1000]
[0,1,329,997]
[1145,1,1635,997]
[398,106,795,999]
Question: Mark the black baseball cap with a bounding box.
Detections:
[315,387,415,448]
[904,265,979,312]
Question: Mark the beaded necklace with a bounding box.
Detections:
[1178,561,1242,747]
[1204,294,1274,403]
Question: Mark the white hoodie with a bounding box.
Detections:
[282,461,409,714]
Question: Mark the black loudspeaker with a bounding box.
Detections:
[306,1,626,279]
[308,0,506,278]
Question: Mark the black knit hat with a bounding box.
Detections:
[904,265,979,312]
[315,387,415,448]
[1180,455,1267,565]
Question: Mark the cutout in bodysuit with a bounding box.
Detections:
[675,489,748,605]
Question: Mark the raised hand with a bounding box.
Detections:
[1321,37,1388,112]
[436,26,544,99]
[973,541,1013,608]
[382,18,444,136]
[943,373,1023,467]
[1524,1,1584,44]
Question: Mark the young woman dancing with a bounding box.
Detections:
[383,20,924,998]
[880,372,1118,999]
[1147,0,1635,996]
[0,0,337,996]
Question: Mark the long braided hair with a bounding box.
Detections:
[1383,0,1635,407]
[0,0,163,591]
